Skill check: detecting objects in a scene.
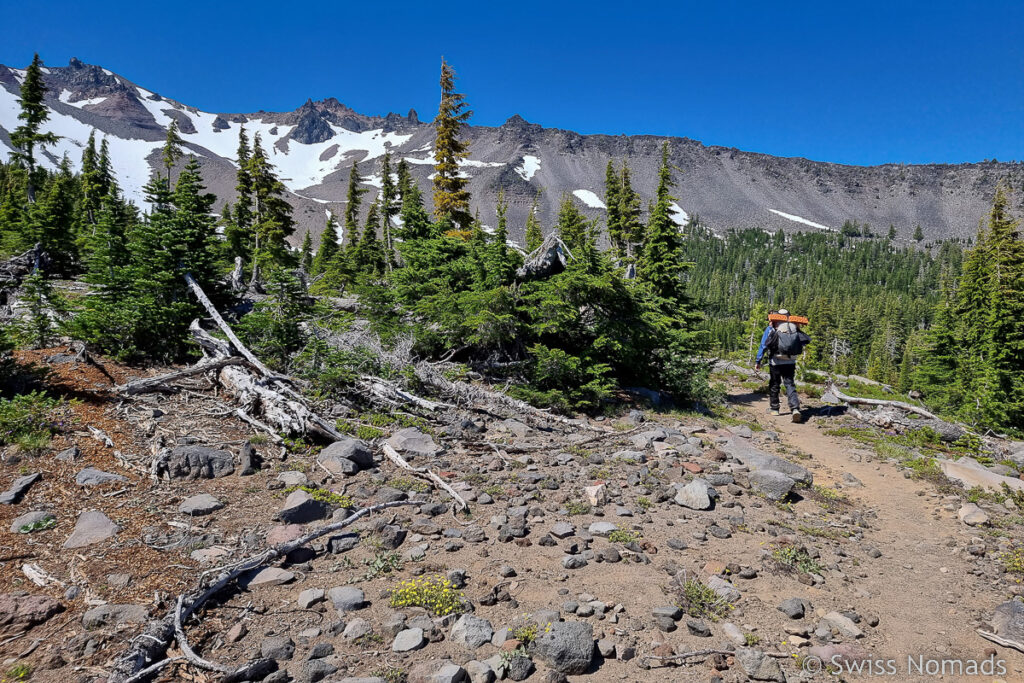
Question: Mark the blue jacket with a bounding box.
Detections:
[756,324,798,366]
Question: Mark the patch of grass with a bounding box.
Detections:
[372,667,407,683]
[744,632,761,646]
[284,485,353,508]
[806,485,850,511]
[18,517,55,534]
[565,501,591,516]
[587,466,612,480]
[608,529,641,544]
[679,578,732,621]
[771,545,824,575]
[3,664,31,681]
[389,575,465,616]
[354,632,384,647]
[637,496,652,511]
[388,477,430,493]
[483,484,506,498]
[248,433,269,445]
[0,391,68,447]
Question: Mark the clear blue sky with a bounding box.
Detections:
[2,0,1022,166]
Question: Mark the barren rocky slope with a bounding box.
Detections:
[2,58,1023,245]
[2,350,1024,682]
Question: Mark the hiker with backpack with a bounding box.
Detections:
[755,309,811,423]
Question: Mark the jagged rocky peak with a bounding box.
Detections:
[289,98,334,144]
[54,57,124,93]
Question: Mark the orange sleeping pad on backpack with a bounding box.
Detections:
[788,315,809,325]
[768,313,789,322]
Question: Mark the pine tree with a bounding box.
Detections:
[80,130,101,226]
[914,224,924,242]
[226,126,254,259]
[432,59,472,229]
[9,54,58,204]
[17,270,64,348]
[344,160,367,245]
[617,163,644,259]
[888,224,897,240]
[396,158,413,201]
[380,152,397,270]
[524,198,543,252]
[604,161,623,257]
[312,213,339,275]
[162,119,184,184]
[247,133,295,274]
[486,190,518,287]
[638,143,687,304]
[29,156,77,273]
[300,230,313,271]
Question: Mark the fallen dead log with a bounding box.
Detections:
[108,500,421,682]
[826,382,939,420]
[363,377,453,412]
[115,357,247,395]
[381,442,468,512]
[977,629,1024,654]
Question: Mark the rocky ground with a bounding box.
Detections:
[1,351,1023,683]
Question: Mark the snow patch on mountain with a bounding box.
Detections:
[573,189,606,209]
[58,89,107,107]
[768,209,834,232]
[0,84,161,205]
[516,155,540,181]
[669,202,688,226]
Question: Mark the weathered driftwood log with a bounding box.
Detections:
[381,442,468,512]
[829,383,967,442]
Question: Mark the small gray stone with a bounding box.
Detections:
[386,427,439,458]
[674,479,715,510]
[550,522,575,538]
[319,437,374,469]
[9,510,54,533]
[55,446,80,461]
[343,618,372,640]
[278,490,329,524]
[562,555,587,569]
[328,586,366,612]
[407,659,468,683]
[161,445,234,479]
[505,655,534,681]
[81,604,147,629]
[277,470,309,487]
[246,567,295,588]
[652,606,682,621]
[63,510,118,548]
[75,468,127,487]
[298,588,325,609]
[465,660,495,683]
[260,636,295,660]
[736,647,785,682]
[587,522,617,537]
[0,472,41,504]
[178,493,223,516]
[686,619,711,637]
[302,659,338,682]
[451,614,494,649]
[778,597,807,619]
[392,627,426,652]
[748,470,796,502]
[529,620,595,674]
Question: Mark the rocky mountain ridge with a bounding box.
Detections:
[1,58,1022,245]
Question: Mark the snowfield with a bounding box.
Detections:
[516,155,541,181]
[768,209,835,232]
[572,189,606,209]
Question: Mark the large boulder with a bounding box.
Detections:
[277,490,329,524]
[939,457,1024,493]
[674,479,716,510]
[408,659,468,683]
[529,620,595,674]
[75,468,127,487]
[991,599,1024,642]
[160,445,234,479]
[721,438,812,485]
[735,647,785,682]
[0,593,63,631]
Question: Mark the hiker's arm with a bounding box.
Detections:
[755,327,771,366]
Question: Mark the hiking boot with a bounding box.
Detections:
[769,409,780,416]
[791,410,803,423]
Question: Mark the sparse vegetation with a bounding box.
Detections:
[18,517,55,534]
[388,575,465,616]
[284,485,353,508]
[771,545,824,575]
[607,529,641,544]
[679,577,732,621]
[565,501,591,516]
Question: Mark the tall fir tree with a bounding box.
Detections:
[524,198,543,252]
[344,160,367,246]
[9,54,58,205]
[312,213,340,275]
[604,161,623,257]
[432,59,472,229]
[247,133,295,274]
[638,143,687,304]
[379,152,397,270]
[161,119,184,184]
[226,126,254,260]
[300,230,313,271]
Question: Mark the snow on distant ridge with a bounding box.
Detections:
[669,202,688,226]
[516,155,540,181]
[572,189,606,209]
[59,89,106,107]
[768,209,834,232]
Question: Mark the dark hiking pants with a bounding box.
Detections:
[769,364,800,412]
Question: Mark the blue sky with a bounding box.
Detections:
[2,0,1022,166]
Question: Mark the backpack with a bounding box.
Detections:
[768,325,811,356]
